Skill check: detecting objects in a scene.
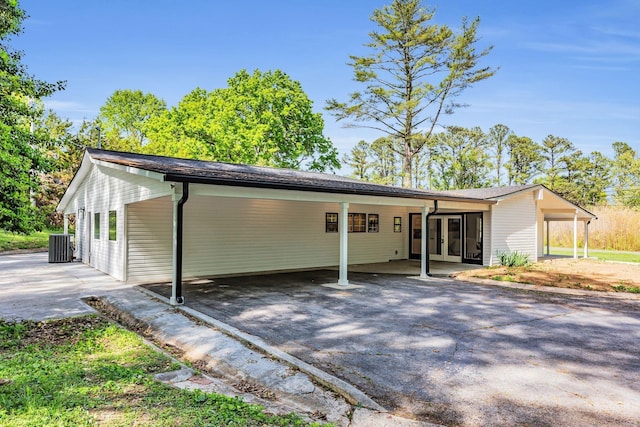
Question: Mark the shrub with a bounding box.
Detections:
[496,250,530,267]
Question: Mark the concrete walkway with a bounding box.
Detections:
[0,253,435,427]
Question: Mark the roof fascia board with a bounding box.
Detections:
[489,184,542,200]
[92,158,165,182]
[169,175,495,205]
[190,183,493,208]
[57,151,92,212]
[493,184,597,219]
[541,189,597,219]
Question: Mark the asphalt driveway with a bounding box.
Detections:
[145,271,640,426]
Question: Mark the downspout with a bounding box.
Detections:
[172,182,189,305]
[425,200,439,277]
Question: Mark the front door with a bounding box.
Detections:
[409,214,462,262]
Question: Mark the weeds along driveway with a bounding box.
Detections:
[147,272,640,426]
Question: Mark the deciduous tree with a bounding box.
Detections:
[0,1,65,233]
[146,69,339,171]
[326,0,496,187]
[98,89,166,152]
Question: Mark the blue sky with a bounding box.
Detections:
[13,0,640,162]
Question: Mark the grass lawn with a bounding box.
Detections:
[0,229,64,252]
[549,247,640,263]
[0,315,327,426]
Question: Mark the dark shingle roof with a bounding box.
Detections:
[437,185,541,199]
[87,149,490,203]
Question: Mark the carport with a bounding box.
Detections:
[58,150,595,306]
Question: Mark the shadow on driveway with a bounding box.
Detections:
[144,270,640,426]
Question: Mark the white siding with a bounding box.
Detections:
[537,207,545,258]
[483,210,492,266]
[489,191,538,265]
[66,163,172,280]
[125,196,409,283]
[181,197,408,279]
[126,197,173,283]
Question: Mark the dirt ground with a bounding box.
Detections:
[455,258,640,292]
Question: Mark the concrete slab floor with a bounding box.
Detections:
[145,269,640,426]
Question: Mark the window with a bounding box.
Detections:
[325,212,338,233]
[368,214,379,232]
[464,213,483,262]
[109,210,117,241]
[348,213,366,233]
[94,213,100,239]
[393,216,402,232]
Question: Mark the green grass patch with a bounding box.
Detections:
[549,247,640,263]
[0,228,64,252]
[491,275,515,282]
[612,285,640,294]
[0,316,328,426]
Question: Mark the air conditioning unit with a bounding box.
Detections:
[48,234,73,263]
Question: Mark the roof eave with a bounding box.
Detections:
[163,173,496,204]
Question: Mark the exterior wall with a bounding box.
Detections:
[126,196,173,283]
[537,207,545,258]
[67,163,171,280]
[182,198,407,279]
[125,196,409,283]
[488,191,538,265]
[483,210,492,266]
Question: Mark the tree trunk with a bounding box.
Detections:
[403,142,413,188]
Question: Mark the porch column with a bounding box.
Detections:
[63,214,69,234]
[420,206,428,279]
[546,220,550,255]
[338,202,349,286]
[573,211,578,259]
[583,221,589,258]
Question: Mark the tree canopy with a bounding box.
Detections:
[0,0,65,233]
[98,89,167,152]
[145,69,339,171]
[326,0,496,187]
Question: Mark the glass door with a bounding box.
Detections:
[410,214,463,263]
[463,213,483,264]
[428,217,443,261]
[410,214,422,258]
[443,217,462,262]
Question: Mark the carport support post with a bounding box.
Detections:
[583,221,589,258]
[338,202,349,286]
[63,214,69,234]
[546,220,550,256]
[573,211,578,259]
[420,206,428,279]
